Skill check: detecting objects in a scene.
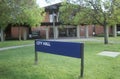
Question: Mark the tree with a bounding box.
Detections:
[84,0,120,44]
[84,0,111,44]
[59,0,120,44]
[7,0,44,40]
[105,0,120,37]
[60,1,91,24]
[109,0,120,26]
[0,0,44,41]
[0,0,11,42]
[59,1,95,38]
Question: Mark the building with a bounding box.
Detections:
[31,1,118,39]
[4,1,120,40]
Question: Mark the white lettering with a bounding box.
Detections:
[43,42,51,46]
[36,41,51,46]
[36,41,42,45]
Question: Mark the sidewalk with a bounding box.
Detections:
[0,38,94,51]
[0,44,34,51]
[49,37,104,42]
[0,38,86,51]
[0,37,120,51]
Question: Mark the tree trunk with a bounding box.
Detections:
[18,26,22,41]
[0,28,4,42]
[103,25,109,44]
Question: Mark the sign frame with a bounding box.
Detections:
[34,40,84,77]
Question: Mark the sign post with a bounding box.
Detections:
[80,44,84,77]
[35,40,84,77]
[35,50,38,65]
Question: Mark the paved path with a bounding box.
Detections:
[49,38,104,42]
[0,38,96,51]
[0,44,34,51]
[50,37,120,44]
[0,37,120,51]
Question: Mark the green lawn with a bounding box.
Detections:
[0,39,120,79]
[0,40,34,48]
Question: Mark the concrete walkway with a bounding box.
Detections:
[50,37,120,44]
[0,37,120,51]
[49,37,104,42]
[0,38,95,51]
[0,44,34,51]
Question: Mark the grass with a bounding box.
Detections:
[0,39,120,79]
[94,37,120,42]
[0,40,34,48]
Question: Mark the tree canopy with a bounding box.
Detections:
[59,1,94,25]
[7,0,44,26]
[59,0,120,44]
[0,0,11,29]
[0,0,45,41]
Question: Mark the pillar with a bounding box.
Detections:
[53,26,59,39]
[66,28,69,37]
[113,25,117,37]
[85,25,89,38]
[46,26,49,39]
[23,28,27,40]
[77,25,80,38]
[106,26,109,38]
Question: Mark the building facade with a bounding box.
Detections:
[31,2,116,39]
[3,2,120,40]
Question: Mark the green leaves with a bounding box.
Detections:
[0,0,45,28]
[0,0,45,41]
[59,0,120,26]
[0,0,11,29]
[59,3,77,24]
[26,7,45,27]
[59,1,94,25]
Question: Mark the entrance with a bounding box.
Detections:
[59,28,76,37]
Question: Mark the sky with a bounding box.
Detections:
[36,0,63,7]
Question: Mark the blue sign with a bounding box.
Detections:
[34,40,84,77]
[35,40,83,58]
